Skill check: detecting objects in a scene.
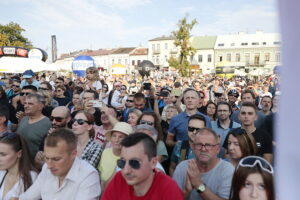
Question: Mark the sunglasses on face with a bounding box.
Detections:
[55,90,62,92]
[55,81,63,84]
[139,120,154,126]
[188,126,202,132]
[117,158,142,170]
[20,92,32,96]
[237,156,274,174]
[126,100,134,103]
[71,118,89,125]
[12,85,20,88]
[50,116,64,122]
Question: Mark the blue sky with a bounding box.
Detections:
[0,0,279,57]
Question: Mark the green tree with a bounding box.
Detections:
[0,22,32,48]
[168,17,197,77]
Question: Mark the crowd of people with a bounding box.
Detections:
[0,66,279,199]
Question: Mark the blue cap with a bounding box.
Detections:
[23,70,35,79]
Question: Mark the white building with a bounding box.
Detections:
[214,31,281,72]
[129,48,148,74]
[108,47,136,74]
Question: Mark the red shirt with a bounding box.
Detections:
[101,171,183,200]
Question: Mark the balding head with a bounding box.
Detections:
[51,106,71,128]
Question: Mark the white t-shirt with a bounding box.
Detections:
[0,170,38,200]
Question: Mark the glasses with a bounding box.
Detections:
[126,100,134,103]
[55,81,63,84]
[39,87,49,90]
[121,88,126,90]
[117,159,142,170]
[71,118,90,125]
[139,120,154,126]
[237,156,274,174]
[217,109,229,113]
[50,116,64,122]
[55,90,62,92]
[12,85,20,88]
[191,142,219,150]
[20,92,31,96]
[188,126,202,132]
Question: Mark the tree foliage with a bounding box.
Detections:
[168,17,197,77]
[0,22,33,48]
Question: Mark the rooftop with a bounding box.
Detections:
[191,36,217,49]
[130,48,148,55]
[111,47,136,54]
[149,35,175,41]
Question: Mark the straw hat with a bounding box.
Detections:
[105,122,133,140]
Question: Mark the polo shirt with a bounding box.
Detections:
[168,111,211,141]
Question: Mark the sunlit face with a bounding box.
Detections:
[111,131,127,150]
[120,142,156,187]
[239,106,257,126]
[166,108,178,120]
[72,113,92,136]
[101,108,116,124]
[184,90,200,110]
[51,109,69,129]
[86,71,95,80]
[239,173,267,200]
[126,97,134,108]
[0,143,21,171]
[24,97,43,116]
[227,134,242,159]
[44,141,76,179]
[12,81,21,93]
[128,113,139,126]
[206,104,216,116]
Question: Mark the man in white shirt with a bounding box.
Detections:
[18,128,101,200]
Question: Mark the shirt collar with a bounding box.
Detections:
[217,119,234,129]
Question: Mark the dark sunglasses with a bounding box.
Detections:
[39,87,49,90]
[50,116,64,122]
[117,159,141,170]
[71,118,90,125]
[238,156,274,174]
[12,85,20,88]
[126,100,134,103]
[20,92,31,96]
[55,90,62,92]
[139,120,154,126]
[188,126,202,132]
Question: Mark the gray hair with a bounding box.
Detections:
[128,108,142,118]
[135,124,158,137]
[26,93,46,105]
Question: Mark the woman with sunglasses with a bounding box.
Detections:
[71,111,103,168]
[137,112,168,163]
[229,156,275,200]
[226,129,257,167]
[0,132,37,199]
[85,67,102,94]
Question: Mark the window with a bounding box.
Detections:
[190,55,194,62]
[165,43,168,50]
[157,44,160,50]
[125,59,128,65]
[218,43,224,47]
[156,56,160,64]
[137,60,141,65]
[236,53,240,62]
[208,54,212,62]
[231,43,235,46]
[152,44,155,51]
[112,59,115,65]
[219,56,223,62]
[118,59,121,64]
[152,56,155,63]
[241,43,248,46]
[274,41,281,45]
[198,55,203,62]
[265,53,270,62]
[132,60,135,66]
[252,42,259,45]
[276,53,280,62]
[263,42,267,45]
[226,53,231,62]
[165,55,168,62]
[245,53,250,64]
[254,53,260,65]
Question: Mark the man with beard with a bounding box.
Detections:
[173,128,234,200]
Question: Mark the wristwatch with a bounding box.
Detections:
[197,183,206,193]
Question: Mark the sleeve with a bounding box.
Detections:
[170,142,181,164]
[168,117,177,135]
[172,162,187,190]
[94,81,102,90]
[215,163,234,199]
[75,171,101,200]
[19,165,47,200]
[86,143,103,168]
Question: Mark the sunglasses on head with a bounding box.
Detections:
[117,159,141,170]
[237,156,274,174]
[139,120,154,126]
[50,116,64,122]
[71,118,90,125]
[20,92,31,96]
[188,126,202,132]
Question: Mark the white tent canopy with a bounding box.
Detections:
[0,57,58,73]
